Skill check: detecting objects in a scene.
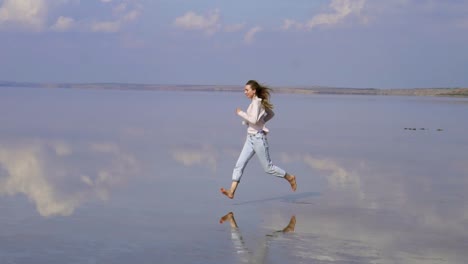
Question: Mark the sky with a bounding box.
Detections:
[0,0,467,88]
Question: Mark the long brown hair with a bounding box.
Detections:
[246,80,274,110]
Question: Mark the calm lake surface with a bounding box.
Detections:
[0,87,467,264]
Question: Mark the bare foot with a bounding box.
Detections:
[285,174,297,191]
[219,212,238,228]
[220,188,234,199]
[282,216,296,232]
[219,212,234,224]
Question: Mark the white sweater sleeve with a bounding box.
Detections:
[237,100,262,125]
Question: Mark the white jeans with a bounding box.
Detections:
[232,132,286,182]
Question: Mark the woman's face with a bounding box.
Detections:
[244,85,256,99]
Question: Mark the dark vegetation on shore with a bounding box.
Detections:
[1,81,467,97]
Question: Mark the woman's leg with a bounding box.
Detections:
[252,133,297,191]
[221,136,255,199]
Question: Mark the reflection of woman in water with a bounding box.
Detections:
[221,80,297,199]
[219,212,296,263]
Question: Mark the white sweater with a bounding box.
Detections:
[237,96,275,134]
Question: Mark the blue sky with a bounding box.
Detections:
[0,0,467,88]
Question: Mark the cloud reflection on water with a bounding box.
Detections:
[273,152,468,264]
[171,145,219,172]
[170,145,242,174]
[0,139,139,217]
[280,152,369,207]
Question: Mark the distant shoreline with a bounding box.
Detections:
[1,81,467,97]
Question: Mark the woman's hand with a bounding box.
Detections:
[236,108,242,114]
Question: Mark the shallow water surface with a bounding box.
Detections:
[0,88,467,263]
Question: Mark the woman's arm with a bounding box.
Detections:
[237,100,263,125]
[264,108,275,123]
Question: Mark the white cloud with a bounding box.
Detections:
[91,20,120,32]
[0,0,141,33]
[244,26,262,44]
[174,9,221,35]
[89,2,141,33]
[307,0,366,28]
[281,0,367,30]
[122,9,139,22]
[0,0,48,31]
[280,18,304,30]
[50,16,75,31]
[50,141,72,156]
[223,23,245,32]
